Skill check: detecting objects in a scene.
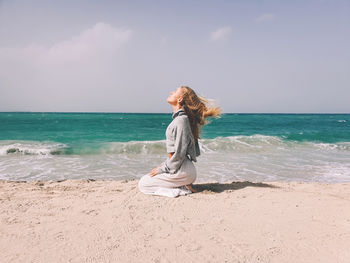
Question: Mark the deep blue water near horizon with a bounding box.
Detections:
[1,112,349,183]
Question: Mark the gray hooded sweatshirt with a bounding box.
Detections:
[157,108,201,174]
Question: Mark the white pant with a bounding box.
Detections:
[138,156,197,198]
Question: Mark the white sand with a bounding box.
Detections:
[1,179,350,263]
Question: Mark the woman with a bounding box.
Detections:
[138,86,222,198]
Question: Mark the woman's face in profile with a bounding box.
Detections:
[167,87,184,105]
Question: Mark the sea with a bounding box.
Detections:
[0,112,349,183]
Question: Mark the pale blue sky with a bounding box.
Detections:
[0,0,349,113]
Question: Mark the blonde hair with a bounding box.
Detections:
[179,86,222,140]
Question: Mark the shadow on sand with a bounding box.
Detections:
[191,181,279,194]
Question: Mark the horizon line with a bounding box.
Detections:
[1,111,350,114]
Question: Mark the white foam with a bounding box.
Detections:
[0,141,67,156]
[1,136,350,183]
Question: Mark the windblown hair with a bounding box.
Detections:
[179,86,222,140]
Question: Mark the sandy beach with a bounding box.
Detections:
[0,179,349,263]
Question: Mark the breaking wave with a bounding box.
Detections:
[1,135,349,156]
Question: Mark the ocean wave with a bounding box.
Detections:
[1,136,350,156]
[200,135,350,152]
[0,141,67,156]
[307,142,350,151]
[199,135,287,152]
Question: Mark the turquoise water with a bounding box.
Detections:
[1,112,349,182]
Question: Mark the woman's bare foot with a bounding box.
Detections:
[186,184,198,193]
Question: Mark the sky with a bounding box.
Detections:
[0,0,349,113]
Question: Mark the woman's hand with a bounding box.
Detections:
[149,166,161,177]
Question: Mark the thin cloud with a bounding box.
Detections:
[0,22,132,111]
[255,13,276,23]
[0,22,132,68]
[210,26,232,41]
[45,22,132,63]
[0,22,131,65]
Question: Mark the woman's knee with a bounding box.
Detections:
[138,174,152,191]
[138,175,146,191]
